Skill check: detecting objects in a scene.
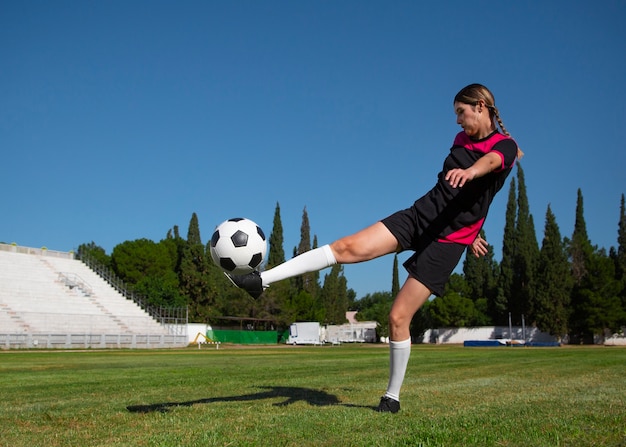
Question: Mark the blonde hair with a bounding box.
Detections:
[454,84,524,159]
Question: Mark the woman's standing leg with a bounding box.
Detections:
[378,276,432,413]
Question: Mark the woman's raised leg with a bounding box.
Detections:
[330,221,400,264]
[261,221,399,286]
[229,221,399,298]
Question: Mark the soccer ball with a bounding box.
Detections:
[209,218,267,275]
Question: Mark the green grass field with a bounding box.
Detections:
[1,344,625,447]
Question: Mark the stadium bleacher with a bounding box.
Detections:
[0,244,187,349]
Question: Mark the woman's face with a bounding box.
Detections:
[454,100,491,139]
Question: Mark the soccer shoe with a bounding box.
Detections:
[376,396,400,413]
[225,271,265,299]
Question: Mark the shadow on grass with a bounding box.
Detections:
[127,386,376,413]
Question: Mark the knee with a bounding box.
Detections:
[388,308,406,331]
[388,308,413,341]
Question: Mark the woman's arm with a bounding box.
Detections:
[444,152,502,188]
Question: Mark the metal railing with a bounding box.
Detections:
[58,272,93,296]
[77,253,188,333]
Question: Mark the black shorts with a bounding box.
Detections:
[382,209,466,296]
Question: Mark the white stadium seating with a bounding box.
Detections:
[0,245,187,349]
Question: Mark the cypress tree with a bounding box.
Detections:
[267,202,285,268]
[463,229,498,311]
[166,224,185,274]
[578,249,624,341]
[568,189,597,342]
[312,235,321,296]
[179,213,211,321]
[569,191,626,342]
[296,206,317,296]
[570,189,593,285]
[392,254,400,297]
[260,202,292,327]
[511,164,539,325]
[617,194,626,278]
[297,206,311,255]
[534,205,572,339]
[494,177,516,324]
[187,213,202,246]
[320,264,349,324]
[614,195,626,313]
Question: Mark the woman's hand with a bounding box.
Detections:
[445,152,502,188]
[445,167,477,188]
[470,235,489,258]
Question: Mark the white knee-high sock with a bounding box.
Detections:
[384,338,411,401]
[260,245,337,287]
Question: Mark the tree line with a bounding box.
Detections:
[78,163,626,343]
[78,204,355,330]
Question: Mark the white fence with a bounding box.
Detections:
[0,243,74,259]
[325,322,378,343]
[418,326,559,344]
[0,332,187,349]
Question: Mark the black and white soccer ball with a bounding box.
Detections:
[209,218,267,275]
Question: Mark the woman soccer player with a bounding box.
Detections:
[229,83,522,413]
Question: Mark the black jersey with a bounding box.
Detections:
[413,130,518,245]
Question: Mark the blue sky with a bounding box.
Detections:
[2,1,625,299]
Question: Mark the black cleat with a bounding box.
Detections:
[225,270,265,299]
[376,396,400,413]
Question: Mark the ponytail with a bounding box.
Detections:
[489,105,524,159]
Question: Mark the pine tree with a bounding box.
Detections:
[429,291,476,328]
[110,238,182,307]
[534,205,572,339]
[76,241,111,269]
[494,177,516,324]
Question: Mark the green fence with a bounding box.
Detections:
[207,329,278,345]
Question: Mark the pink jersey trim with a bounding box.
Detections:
[437,218,485,245]
[453,132,511,171]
